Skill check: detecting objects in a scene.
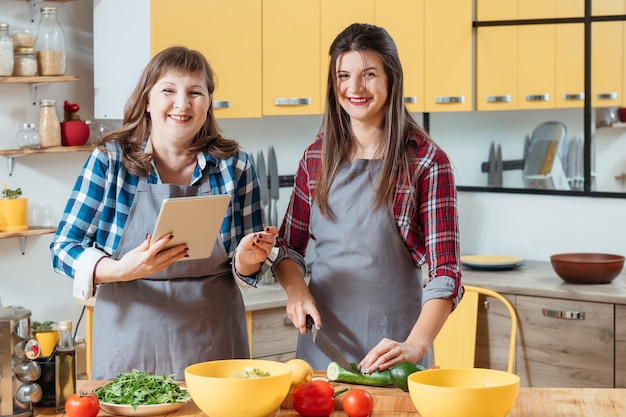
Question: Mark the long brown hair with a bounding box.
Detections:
[316,23,431,218]
[99,46,239,176]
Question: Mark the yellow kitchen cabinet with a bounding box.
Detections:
[592,22,623,108]
[375,0,425,113]
[319,0,375,107]
[518,0,556,19]
[424,0,473,112]
[476,0,517,21]
[593,0,626,15]
[555,24,585,108]
[556,0,583,17]
[518,25,556,110]
[151,0,262,119]
[263,1,321,116]
[475,26,518,111]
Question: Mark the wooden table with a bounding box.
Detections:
[32,381,626,416]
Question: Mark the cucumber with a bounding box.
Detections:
[326,362,393,387]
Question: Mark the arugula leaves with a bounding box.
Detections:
[94,370,190,407]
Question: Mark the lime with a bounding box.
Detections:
[390,362,423,391]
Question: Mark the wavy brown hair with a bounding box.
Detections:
[316,23,431,218]
[99,46,239,177]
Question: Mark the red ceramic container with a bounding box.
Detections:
[60,121,90,146]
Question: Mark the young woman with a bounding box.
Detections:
[268,23,463,372]
[50,46,275,379]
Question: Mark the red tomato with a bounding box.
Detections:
[65,391,100,417]
[342,389,374,417]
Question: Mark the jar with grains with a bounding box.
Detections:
[35,7,65,76]
[0,23,14,76]
[13,47,37,76]
[39,99,61,147]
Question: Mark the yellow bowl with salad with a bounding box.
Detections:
[184,359,292,417]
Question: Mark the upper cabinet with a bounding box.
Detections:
[151,0,262,119]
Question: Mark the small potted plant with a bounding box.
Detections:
[31,320,58,357]
[0,184,28,232]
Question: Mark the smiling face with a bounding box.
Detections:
[335,49,389,128]
[146,70,211,146]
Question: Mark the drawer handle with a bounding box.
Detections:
[486,95,512,103]
[563,93,584,101]
[213,101,231,109]
[542,308,585,320]
[435,96,465,104]
[596,92,618,100]
[403,96,417,103]
[274,98,311,106]
[525,94,550,102]
[283,315,293,326]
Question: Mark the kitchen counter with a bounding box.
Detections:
[461,260,626,305]
[32,380,626,416]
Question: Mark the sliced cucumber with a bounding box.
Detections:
[326,362,392,387]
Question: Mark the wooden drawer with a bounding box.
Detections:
[515,295,614,387]
[616,305,626,388]
[250,307,298,360]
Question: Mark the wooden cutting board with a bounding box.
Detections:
[280,371,417,413]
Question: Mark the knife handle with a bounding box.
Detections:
[305,314,315,331]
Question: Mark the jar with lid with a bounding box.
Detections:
[13,47,37,76]
[39,99,61,147]
[0,23,14,76]
[35,7,65,76]
[16,123,41,149]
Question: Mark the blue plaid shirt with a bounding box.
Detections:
[50,140,264,298]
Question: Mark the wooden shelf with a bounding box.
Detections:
[0,75,79,84]
[0,226,56,254]
[0,145,95,175]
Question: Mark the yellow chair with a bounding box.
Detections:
[433,285,517,373]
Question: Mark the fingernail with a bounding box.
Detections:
[257,233,264,239]
[357,365,362,371]
[265,227,271,232]
[372,366,379,373]
[362,368,370,374]
[184,254,189,258]
[168,234,174,239]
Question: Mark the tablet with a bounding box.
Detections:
[151,195,231,260]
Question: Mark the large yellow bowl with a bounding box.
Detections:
[184,359,292,417]
[408,368,520,417]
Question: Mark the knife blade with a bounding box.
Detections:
[256,150,269,225]
[268,146,279,226]
[306,315,351,370]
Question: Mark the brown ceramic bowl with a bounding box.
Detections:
[550,253,625,284]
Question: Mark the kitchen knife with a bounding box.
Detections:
[256,150,269,225]
[268,146,279,226]
[495,144,503,187]
[306,315,351,370]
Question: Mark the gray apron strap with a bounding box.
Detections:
[298,159,423,370]
[92,175,248,380]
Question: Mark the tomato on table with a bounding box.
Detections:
[65,391,100,417]
[342,388,374,417]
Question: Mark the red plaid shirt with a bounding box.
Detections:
[279,130,462,303]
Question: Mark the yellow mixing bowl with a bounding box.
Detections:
[408,368,520,417]
[184,359,292,417]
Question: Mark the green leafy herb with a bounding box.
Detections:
[233,366,271,378]
[94,370,190,408]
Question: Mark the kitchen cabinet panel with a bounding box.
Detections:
[319,0,375,109]
[593,0,626,15]
[475,26,518,111]
[518,0,555,19]
[518,25,555,110]
[424,0,473,112]
[474,292,517,372]
[375,0,425,113]
[250,307,298,361]
[616,304,626,388]
[555,0,583,17]
[555,24,585,108]
[262,1,321,116]
[151,0,262,119]
[592,22,623,108]
[476,0,517,21]
[515,295,613,387]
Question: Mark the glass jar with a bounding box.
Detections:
[16,123,41,149]
[35,7,65,76]
[39,99,61,147]
[0,23,14,76]
[13,47,37,76]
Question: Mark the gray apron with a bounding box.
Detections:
[92,175,248,380]
[298,159,424,370]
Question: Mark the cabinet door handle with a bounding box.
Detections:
[274,98,311,106]
[525,94,550,102]
[403,96,417,103]
[542,308,585,320]
[596,92,618,100]
[486,95,512,103]
[283,315,293,326]
[563,93,584,101]
[434,96,465,104]
[213,101,231,109]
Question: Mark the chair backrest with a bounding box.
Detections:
[432,285,517,373]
